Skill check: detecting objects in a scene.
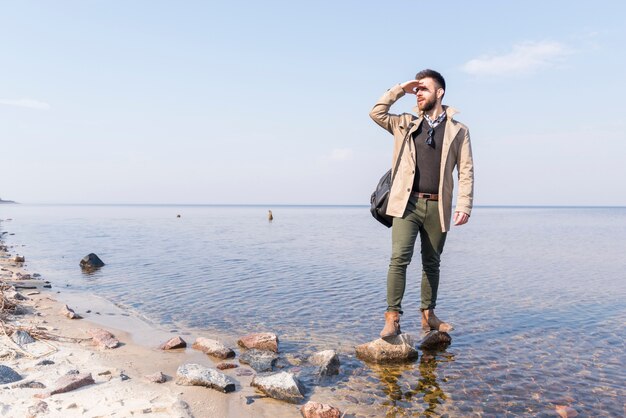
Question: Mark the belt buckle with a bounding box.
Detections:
[422,193,432,199]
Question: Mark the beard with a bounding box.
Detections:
[418,95,437,112]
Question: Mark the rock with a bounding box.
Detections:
[28,401,48,416]
[14,255,25,262]
[308,350,340,376]
[0,365,22,384]
[239,349,278,372]
[419,331,452,351]
[38,373,95,397]
[216,363,239,370]
[159,336,187,350]
[301,401,342,418]
[61,304,82,319]
[556,405,579,418]
[355,334,418,364]
[192,337,235,359]
[238,332,279,352]
[13,330,36,345]
[236,369,254,377]
[120,373,130,381]
[87,328,119,349]
[12,380,46,389]
[175,363,236,393]
[36,360,55,366]
[8,291,28,301]
[145,372,167,383]
[251,372,304,404]
[79,253,105,270]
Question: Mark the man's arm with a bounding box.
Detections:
[369,81,421,133]
[454,128,474,226]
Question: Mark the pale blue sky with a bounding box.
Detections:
[2,1,625,205]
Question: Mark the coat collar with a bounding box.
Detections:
[411,104,460,120]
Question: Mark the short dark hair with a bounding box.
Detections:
[415,69,446,92]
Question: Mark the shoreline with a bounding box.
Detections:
[0,228,301,417]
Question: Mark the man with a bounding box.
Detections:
[369,69,474,338]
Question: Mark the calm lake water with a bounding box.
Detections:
[1,204,625,417]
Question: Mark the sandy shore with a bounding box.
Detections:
[0,233,302,417]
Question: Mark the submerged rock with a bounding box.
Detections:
[192,337,235,359]
[79,253,105,270]
[419,331,452,351]
[87,328,119,349]
[251,371,304,404]
[0,365,22,384]
[309,350,340,376]
[239,349,278,373]
[159,336,187,350]
[301,401,342,418]
[216,363,239,370]
[176,363,236,393]
[355,334,418,364]
[238,332,279,353]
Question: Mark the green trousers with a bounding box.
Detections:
[387,195,447,313]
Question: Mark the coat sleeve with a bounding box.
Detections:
[369,84,406,134]
[455,128,474,216]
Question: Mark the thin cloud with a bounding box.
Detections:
[328,148,353,161]
[0,98,51,110]
[462,41,571,76]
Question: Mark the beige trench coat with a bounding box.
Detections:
[370,84,474,232]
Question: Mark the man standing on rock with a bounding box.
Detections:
[369,69,474,338]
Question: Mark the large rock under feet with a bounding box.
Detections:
[355,334,418,364]
[251,372,304,404]
[176,363,236,393]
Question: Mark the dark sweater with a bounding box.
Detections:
[412,119,445,194]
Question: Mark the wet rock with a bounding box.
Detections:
[191,337,235,359]
[79,253,105,270]
[355,334,418,364]
[28,401,48,416]
[145,372,167,383]
[14,255,25,262]
[238,332,278,352]
[236,368,255,377]
[13,330,36,345]
[38,373,95,397]
[301,401,342,418]
[0,365,22,384]
[239,349,278,372]
[12,380,46,389]
[216,363,239,370]
[309,350,340,376]
[87,328,119,349]
[251,371,304,404]
[176,363,236,393]
[419,330,452,351]
[159,336,187,350]
[61,304,82,319]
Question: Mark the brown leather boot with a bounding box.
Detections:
[380,311,401,339]
[421,309,454,332]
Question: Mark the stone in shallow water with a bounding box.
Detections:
[87,328,119,349]
[308,350,340,376]
[0,365,22,384]
[176,363,236,393]
[239,349,278,372]
[238,332,279,352]
[251,371,304,404]
[216,362,239,370]
[79,253,105,269]
[192,337,235,359]
[301,401,342,418]
[419,330,452,351]
[355,334,418,364]
[159,336,186,350]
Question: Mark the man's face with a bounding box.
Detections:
[416,77,442,112]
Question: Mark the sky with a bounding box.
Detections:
[1,1,625,206]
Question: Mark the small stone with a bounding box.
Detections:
[14,255,25,262]
[66,369,80,375]
[251,372,304,404]
[28,401,48,416]
[145,372,167,383]
[45,373,95,397]
[8,291,28,301]
[159,336,187,350]
[308,350,340,376]
[301,401,342,418]
[12,380,46,389]
[87,328,119,349]
[120,373,130,381]
[355,334,419,364]
[0,365,22,384]
[36,360,55,366]
[79,253,105,270]
[98,370,112,376]
[175,363,236,393]
[67,403,78,409]
[61,304,82,319]
[239,349,278,373]
[419,330,452,351]
[238,332,279,352]
[236,369,254,377]
[192,337,235,359]
[13,330,36,345]
[216,363,239,370]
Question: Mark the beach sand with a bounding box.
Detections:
[0,237,302,417]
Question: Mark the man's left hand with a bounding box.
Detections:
[453,211,469,226]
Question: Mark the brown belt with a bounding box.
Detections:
[411,192,439,200]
